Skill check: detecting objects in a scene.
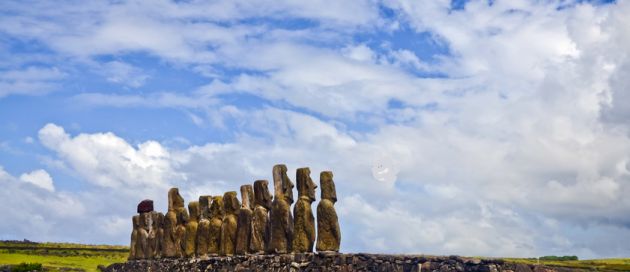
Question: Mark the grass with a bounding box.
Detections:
[0,240,128,272]
[505,257,630,271]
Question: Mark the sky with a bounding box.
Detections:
[0,0,629,259]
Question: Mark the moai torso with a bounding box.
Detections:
[220,191,240,256]
[235,185,254,255]
[185,201,199,257]
[162,211,178,258]
[150,212,164,259]
[250,180,272,254]
[137,212,152,259]
[174,207,189,258]
[196,195,212,258]
[128,215,139,260]
[293,167,317,252]
[316,171,341,252]
[207,196,224,255]
[268,164,295,254]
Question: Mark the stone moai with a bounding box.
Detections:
[220,191,240,256]
[163,188,188,258]
[293,167,317,252]
[316,171,341,252]
[207,196,224,255]
[196,195,212,258]
[249,179,272,254]
[184,201,199,257]
[267,164,295,254]
[150,211,164,259]
[235,184,254,255]
[129,215,139,260]
[137,211,152,259]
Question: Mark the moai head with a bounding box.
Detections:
[188,201,200,222]
[254,180,272,210]
[168,188,185,211]
[199,195,212,220]
[132,215,140,229]
[297,167,317,202]
[320,171,337,203]
[209,196,224,219]
[240,185,254,210]
[273,164,294,204]
[152,212,163,229]
[139,212,152,231]
[223,191,240,215]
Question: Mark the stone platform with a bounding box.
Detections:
[103,253,588,272]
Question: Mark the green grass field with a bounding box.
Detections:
[505,257,630,271]
[0,241,128,272]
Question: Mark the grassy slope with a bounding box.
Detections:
[0,241,127,272]
[505,257,630,271]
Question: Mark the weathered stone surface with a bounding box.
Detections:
[184,201,199,258]
[220,191,240,256]
[137,199,154,213]
[293,167,317,253]
[106,254,590,272]
[268,164,294,254]
[316,171,340,252]
[250,179,272,254]
[128,215,139,260]
[235,185,254,255]
[168,188,185,211]
[208,196,224,256]
[174,207,188,258]
[196,195,212,258]
[161,211,177,258]
[149,212,163,259]
[137,212,152,259]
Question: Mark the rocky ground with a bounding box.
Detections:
[103,253,592,272]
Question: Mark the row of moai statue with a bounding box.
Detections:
[128,164,340,260]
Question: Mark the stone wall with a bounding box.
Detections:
[104,253,588,272]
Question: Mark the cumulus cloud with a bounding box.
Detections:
[19,169,55,192]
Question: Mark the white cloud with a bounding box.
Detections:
[0,66,65,98]
[19,169,55,192]
[99,61,149,88]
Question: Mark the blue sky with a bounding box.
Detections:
[1,0,630,259]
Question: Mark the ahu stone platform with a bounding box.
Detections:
[103,253,588,272]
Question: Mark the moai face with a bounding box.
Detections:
[188,201,200,222]
[223,191,240,215]
[140,212,152,231]
[199,195,212,220]
[297,167,317,202]
[209,196,224,218]
[320,171,337,203]
[273,164,294,204]
[254,180,272,210]
[168,188,185,211]
[240,185,254,210]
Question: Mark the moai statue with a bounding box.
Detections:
[184,201,199,257]
[137,211,152,259]
[162,211,178,258]
[128,215,139,260]
[249,180,272,254]
[207,196,224,255]
[293,167,317,252]
[196,195,212,258]
[220,191,240,256]
[235,185,254,255]
[174,206,189,258]
[316,171,341,252]
[267,164,295,254]
[150,212,164,259]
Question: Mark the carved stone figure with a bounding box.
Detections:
[208,196,224,256]
[185,201,199,257]
[316,171,341,252]
[250,180,272,254]
[220,191,240,256]
[196,195,212,258]
[137,211,151,259]
[174,207,188,258]
[150,212,164,259]
[162,211,178,258]
[129,215,139,260]
[235,185,254,255]
[168,188,185,211]
[268,164,294,254]
[293,167,317,252]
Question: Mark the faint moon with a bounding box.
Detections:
[371,155,399,184]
